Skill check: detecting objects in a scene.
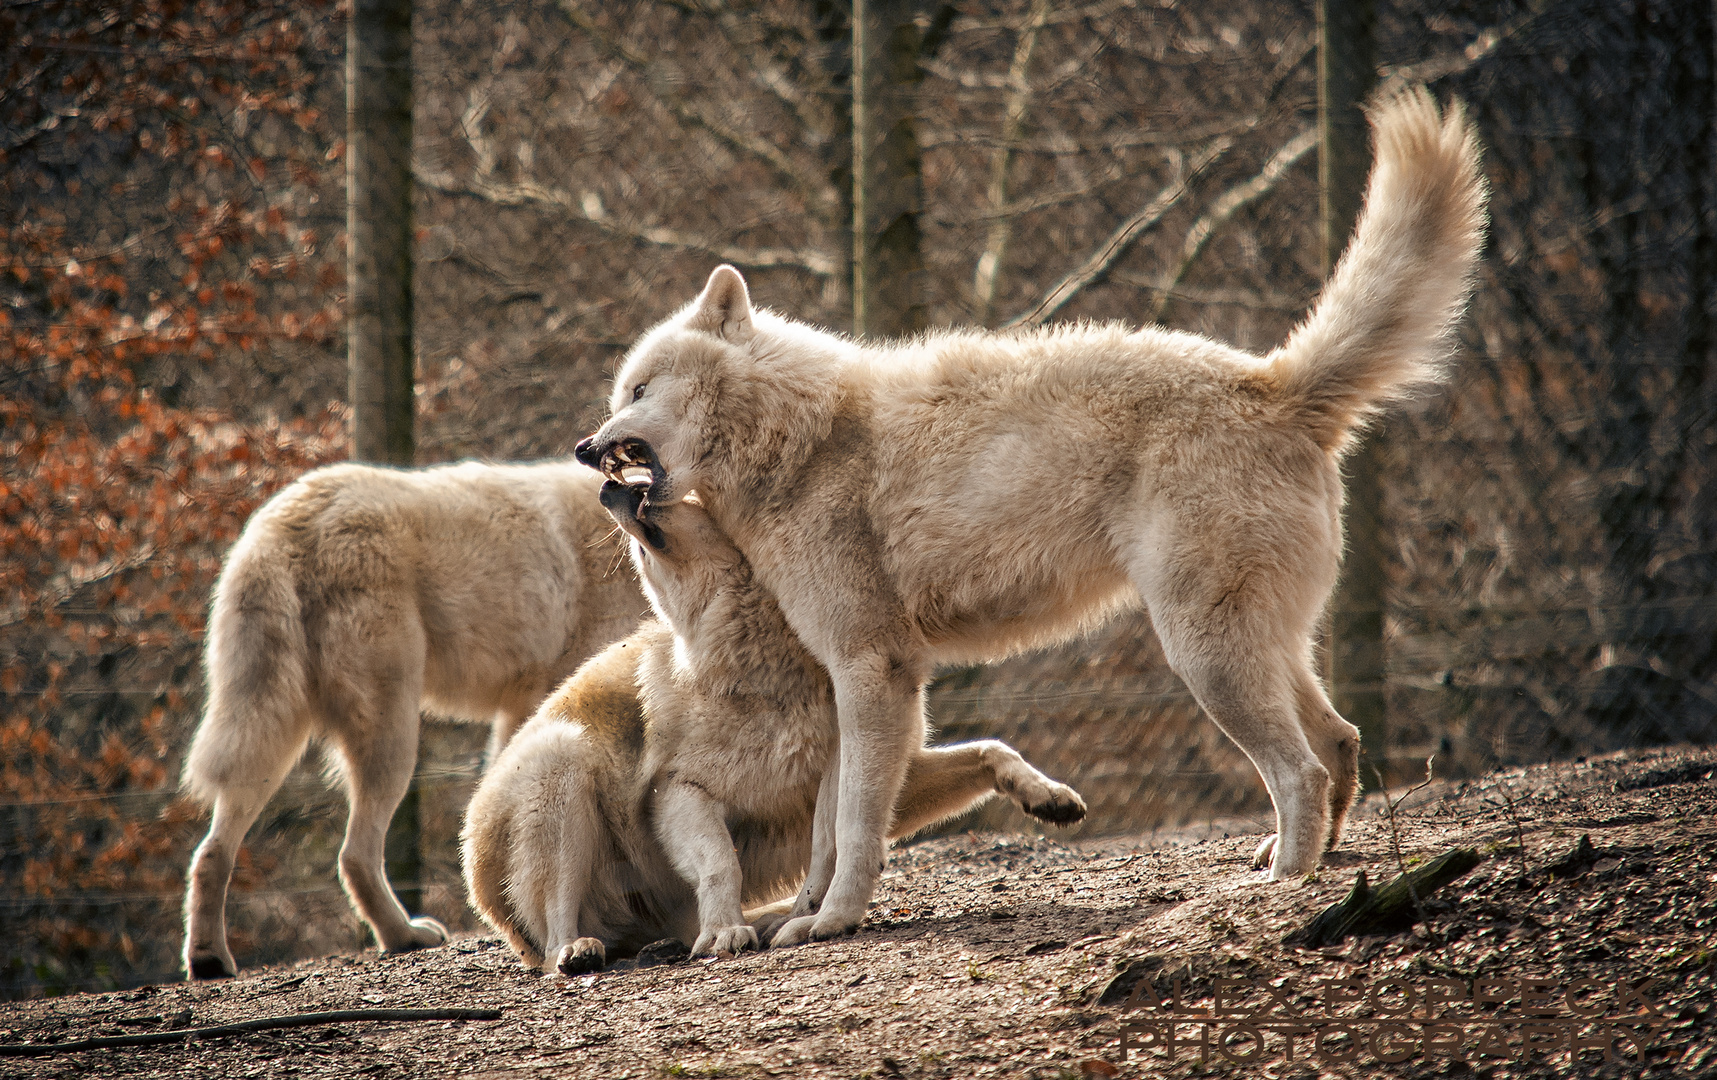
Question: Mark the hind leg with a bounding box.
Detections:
[332,710,447,953]
[183,775,289,979]
[1245,669,1361,870]
[543,865,605,977]
[1295,670,1361,850]
[1132,479,1345,879]
[786,763,840,924]
[1173,651,1329,879]
[1142,572,1332,881]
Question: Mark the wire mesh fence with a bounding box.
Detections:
[2,0,1712,998]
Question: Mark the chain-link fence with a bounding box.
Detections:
[3,0,1712,998]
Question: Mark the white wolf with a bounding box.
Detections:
[181,460,646,979]
[574,88,1487,945]
[461,481,1085,973]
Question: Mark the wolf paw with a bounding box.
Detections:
[692,925,759,957]
[186,951,237,981]
[1253,834,1320,880]
[809,911,860,942]
[751,911,795,947]
[1252,833,1277,870]
[767,915,819,949]
[1022,782,1087,826]
[554,938,607,975]
[382,916,449,954]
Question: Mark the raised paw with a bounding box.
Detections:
[1022,781,1086,826]
[554,938,606,976]
[692,925,759,957]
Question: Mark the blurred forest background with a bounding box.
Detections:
[2,0,1713,997]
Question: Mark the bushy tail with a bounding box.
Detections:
[181,521,313,806]
[1266,86,1488,453]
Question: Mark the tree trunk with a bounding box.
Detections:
[348,0,419,915]
[812,0,855,331]
[1318,0,1384,774]
[851,0,927,339]
[348,0,415,469]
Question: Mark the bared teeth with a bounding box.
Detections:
[601,442,655,488]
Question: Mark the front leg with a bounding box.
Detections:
[773,661,921,947]
[654,781,758,957]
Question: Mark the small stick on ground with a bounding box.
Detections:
[1495,777,1533,887]
[1371,754,1440,946]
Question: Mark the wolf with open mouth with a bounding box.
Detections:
[575,88,1488,946]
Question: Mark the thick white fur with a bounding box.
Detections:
[579,89,1488,944]
[460,485,1084,973]
[180,460,645,979]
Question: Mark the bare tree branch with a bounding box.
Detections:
[416,88,837,276]
[1144,14,1542,322]
[974,0,1054,325]
[1149,125,1316,321]
[1378,0,1556,93]
[1002,136,1235,328]
[920,116,1250,154]
[655,0,841,148]
[1,79,100,152]
[951,160,1126,222]
[1106,274,1312,311]
[551,0,838,213]
[0,545,157,631]
[921,39,1099,94]
[949,0,1137,33]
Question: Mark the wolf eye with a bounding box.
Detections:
[632,383,647,402]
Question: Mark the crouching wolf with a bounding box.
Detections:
[574,88,1488,945]
[461,481,1085,973]
[181,460,645,979]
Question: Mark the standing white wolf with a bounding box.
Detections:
[574,89,1488,945]
[181,460,646,979]
[461,481,1085,974]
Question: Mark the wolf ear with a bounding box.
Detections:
[687,265,755,343]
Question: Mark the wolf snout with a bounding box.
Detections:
[598,479,669,552]
[573,435,605,469]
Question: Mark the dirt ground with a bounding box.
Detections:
[3,745,1714,1079]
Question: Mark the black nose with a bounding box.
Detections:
[574,436,603,469]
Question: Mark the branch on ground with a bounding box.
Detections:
[1286,847,1481,947]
